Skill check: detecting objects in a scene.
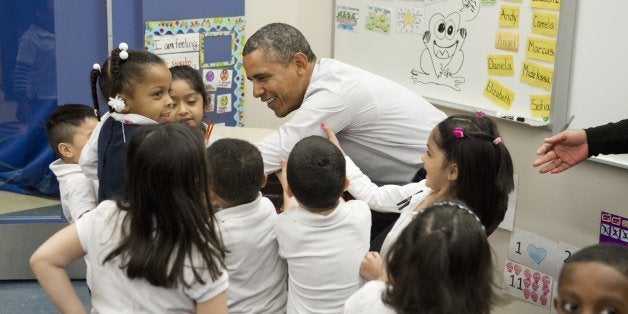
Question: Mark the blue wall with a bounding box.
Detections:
[58,0,245,106]
[55,0,108,106]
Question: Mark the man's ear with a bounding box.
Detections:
[57,143,73,159]
[260,173,268,189]
[447,163,458,182]
[344,177,350,191]
[293,52,309,75]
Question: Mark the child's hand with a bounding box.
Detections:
[360,251,386,281]
[321,123,346,156]
[277,159,297,211]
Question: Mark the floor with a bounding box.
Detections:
[0,191,86,312]
[0,280,91,313]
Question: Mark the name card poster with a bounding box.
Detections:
[145,17,246,126]
[333,0,573,126]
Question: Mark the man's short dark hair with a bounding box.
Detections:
[243,22,316,65]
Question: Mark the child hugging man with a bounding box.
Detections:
[206,139,287,314]
[276,135,371,314]
[46,104,98,222]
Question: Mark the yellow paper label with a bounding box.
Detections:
[530,95,551,117]
[495,30,520,52]
[484,78,515,110]
[525,36,556,62]
[531,11,558,37]
[498,5,520,28]
[488,54,514,76]
[530,0,560,10]
[521,60,554,90]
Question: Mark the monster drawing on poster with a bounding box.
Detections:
[411,0,480,91]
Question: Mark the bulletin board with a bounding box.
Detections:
[144,16,246,126]
[333,0,576,129]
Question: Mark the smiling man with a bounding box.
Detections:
[244,23,445,242]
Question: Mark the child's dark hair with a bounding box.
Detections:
[206,138,264,206]
[383,200,494,314]
[170,65,209,110]
[433,114,514,234]
[90,47,165,119]
[45,104,97,158]
[103,123,225,288]
[287,135,346,210]
[560,244,628,282]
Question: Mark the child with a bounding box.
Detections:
[169,65,219,146]
[344,200,495,314]
[554,243,628,314]
[324,114,514,280]
[206,138,287,313]
[80,42,176,202]
[275,135,371,313]
[30,123,228,313]
[45,104,98,222]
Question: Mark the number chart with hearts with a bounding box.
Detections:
[506,228,580,310]
[508,228,559,276]
[503,260,554,310]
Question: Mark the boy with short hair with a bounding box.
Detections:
[276,135,371,313]
[555,243,628,314]
[46,104,98,222]
[206,138,287,314]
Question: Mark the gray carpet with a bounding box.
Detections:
[0,280,91,313]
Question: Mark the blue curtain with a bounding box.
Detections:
[0,0,58,196]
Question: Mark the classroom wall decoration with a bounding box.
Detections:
[144,17,245,126]
[599,210,628,246]
[333,0,576,127]
[507,228,581,312]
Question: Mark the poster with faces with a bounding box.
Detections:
[203,69,218,92]
[216,94,232,114]
[207,93,216,112]
[217,69,233,89]
[202,69,232,90]
[503,259,554,310]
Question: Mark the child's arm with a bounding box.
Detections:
[29,224,87,314]
[323,124,422,212]
[67,175,98,221]
[277,159,298,211]
[196,291,228,314]
[360,251,388,282]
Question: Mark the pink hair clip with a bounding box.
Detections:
[492,137,502,145]
[476,111,486,118]
[452,127,464,138]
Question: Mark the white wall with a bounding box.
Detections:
[244,2,628,313]
[243,0,332,128]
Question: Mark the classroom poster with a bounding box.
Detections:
[599,210,628,246]
[145,17,246,126]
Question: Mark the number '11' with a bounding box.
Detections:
[509,275,522,290]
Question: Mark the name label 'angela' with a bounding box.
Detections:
[495,30,520,52]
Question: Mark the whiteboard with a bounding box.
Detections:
[333,0,576,128]
[566,0,628,169]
